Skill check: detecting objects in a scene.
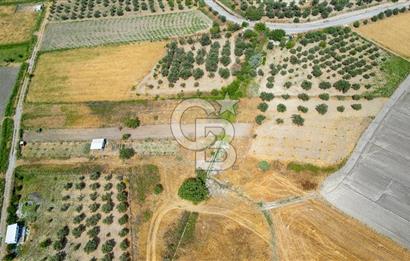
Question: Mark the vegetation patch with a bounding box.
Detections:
[178,169,209,204]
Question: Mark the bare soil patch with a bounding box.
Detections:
[0,6,37,44]
[272,199,410,260]
[27,42,166,103]
[355,12,410,58]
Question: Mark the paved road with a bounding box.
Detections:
[321,76,410,249]
[205,0,410,33]
[23,123,253,142]
[0,6,49,255]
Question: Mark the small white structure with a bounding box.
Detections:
[33,4,43,12]
[90,138,106,150]
[5,224,21,244]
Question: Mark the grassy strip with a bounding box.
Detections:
[0,42,30,65]
[287,160,346,175]
[164,211,199,259]
[0,118,14,172]
[14,163,104,177]
[372,56,410,97]
[127,165,160,203]
[0,0,40,6]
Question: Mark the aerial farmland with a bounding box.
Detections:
[0,0,410,260]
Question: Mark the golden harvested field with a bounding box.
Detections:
[355,12,410,58]
[27,42,166,103]
[0,6,37,44]
[272,199,410,260]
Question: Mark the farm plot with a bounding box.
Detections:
[50,0,197,21]
[272,199,410,260]
[0,66,19,117]
[355,12,410,58]
[255,26,410,127]
[27,42,166,103]
[41,10,212,51]
[0,5,38,44]
[224,0,388,22]
[137,33,237,96]
[6,165,132,260]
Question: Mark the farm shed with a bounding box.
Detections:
[90,138,106,150]
[5,223,23,244]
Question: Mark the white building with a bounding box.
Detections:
[90,138,106,150]
[5,224,21,244]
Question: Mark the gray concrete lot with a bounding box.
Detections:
[321,76,410,249]
[0,67,19,118]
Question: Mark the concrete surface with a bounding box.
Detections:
[321,76,410,249]
[0,67,19,118]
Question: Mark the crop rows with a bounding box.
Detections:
[50,0,198,21]
[41,10,212,50]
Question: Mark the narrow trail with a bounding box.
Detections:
[0,5,49,257]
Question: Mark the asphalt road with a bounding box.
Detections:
[321,76,410,249]
[205,0,410,33]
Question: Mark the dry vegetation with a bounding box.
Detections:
[272,199,410,260]
[0,6,37,44]
[27,42,166,103]
[355,12,410,58]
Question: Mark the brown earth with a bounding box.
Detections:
[0,6,37,44]
[355,12,410,58]
[272,199,410,260]
[27,42,166,103]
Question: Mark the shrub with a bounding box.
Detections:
[277,104,287,112]
[333,80,351,93]
[117,202,129,213]
[75,182,86,190]
[258,161,270,172]
[39,238,52,248]
[63,183,73,190]
[87,226,100,238]
[119,228,130,237]
[319,93,329,100]
[103,215,114,225]
[193,68,204,79]
[117,191,128,202]
[122,133,131,140]
[178,170,209,204]
[89,203,100,212]
[319,81,331,90]
[301,80,312,90]
[257,102,269,112]
[85,213,101,227]
[120,252,131,261]
[120,239,130,250]
[104,183,113,191]
[102,239,116,254]
[102,201,114,213]
[154,184,164,194]
[73,213,86,224]
[353,21,360,28]
[72,224,86,238]
[255,115,266,125]
[218,68,230,79]
[281,94,290,100]
[119,146,135,159]
[119,214,129,225]
[297,106,308,113]
[315,104,328,115]
[292,114,305,126]
[276,118,284,124]
[57,226,69,239]
[351,104,362,110]
[90,172,101,180]
[298,93,309,101]
[53,238,67,251]
[260,92,274,101]
[84,237,100,254]
[123,117,140,128]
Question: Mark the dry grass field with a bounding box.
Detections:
[272,199,410,260]
[27,42,166,103]
[356,12,410,58]
[0,6,37,44]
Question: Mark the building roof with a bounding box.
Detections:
[5,224,18,244]
[90,138,106,150]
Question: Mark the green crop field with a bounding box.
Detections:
[41,10,212,51]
